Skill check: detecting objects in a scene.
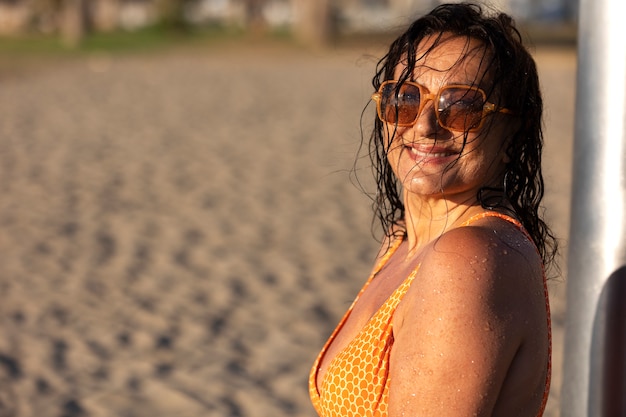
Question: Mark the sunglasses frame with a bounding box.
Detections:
[371,80,513,132]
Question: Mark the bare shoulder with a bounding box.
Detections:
[396,215,545,335]
[389,217,548,416]
[419,216,542,294]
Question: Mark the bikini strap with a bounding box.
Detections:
[462,211,539,248]
[461,211,522,228]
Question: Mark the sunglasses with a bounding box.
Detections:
[371,80,513,132]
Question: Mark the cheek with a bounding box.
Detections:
[462,139,509,177]
[463,131,507,159]
[382,126,404,153]
[383,124,414,145]
[385,141,404,169]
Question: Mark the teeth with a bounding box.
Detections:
[410,148,451,157]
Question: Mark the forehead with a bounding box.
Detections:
[395,34,492,85]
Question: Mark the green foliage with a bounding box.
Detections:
[0,24,250,56]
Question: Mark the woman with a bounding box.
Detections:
[309,3,557,417]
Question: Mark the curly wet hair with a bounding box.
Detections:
[365,2,557,268]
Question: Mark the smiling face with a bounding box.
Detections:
[383,34,513,202]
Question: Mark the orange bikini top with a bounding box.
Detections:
[309,211,551,417]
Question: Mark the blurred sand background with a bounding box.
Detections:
[0,38,575,417]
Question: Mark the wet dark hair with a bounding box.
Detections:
[364,2,557,268]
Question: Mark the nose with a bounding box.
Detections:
[413,96,444,137]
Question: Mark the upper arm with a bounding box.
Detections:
[388,226,539,417]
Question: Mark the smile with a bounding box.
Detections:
[410,148,455,157]
[407,146,459,159]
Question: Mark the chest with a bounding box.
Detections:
[315,248,420,389]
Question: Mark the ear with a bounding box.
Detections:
[500,122,522,164]
[499,135,512,164]
[501,148,511,164]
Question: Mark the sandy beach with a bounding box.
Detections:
[0,40,575,417]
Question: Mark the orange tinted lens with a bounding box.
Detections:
[380,83,421,125]
[438,87,485,130]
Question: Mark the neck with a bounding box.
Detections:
[401,191,486,257]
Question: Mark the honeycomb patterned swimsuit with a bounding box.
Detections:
[309,212,551,417]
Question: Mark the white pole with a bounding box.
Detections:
[561,0,626,414]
